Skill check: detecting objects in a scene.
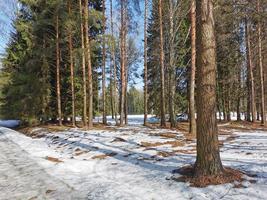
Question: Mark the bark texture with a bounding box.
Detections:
[144,0,148,126]
[79,0,87,128]
[102,0,107,125]
[194,0,224,177]
[68,0,76,127]
[245,19,256,123]
[189,0,196,135]
[159,0,166,127]
[55,14,62,126]
[257,0,266,125]
[84,0,93,128]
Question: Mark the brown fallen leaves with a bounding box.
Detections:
[172,165,247,187]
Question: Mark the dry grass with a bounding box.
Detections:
[111,137,127,142]
[140,140,184,148]
[45,156,63,163]
[91,152,117,160]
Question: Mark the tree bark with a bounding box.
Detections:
[102,0,107,125]
[120,0,126,126]
[84,0,93,128]
[194,0,224,177]
[189,0,196,134]
[257,0,266,125]
[158,0,166,127]
[110,0,118,125]
[55,14,62,126]
[79,0,87,128]
[245,19,256,123]
[68,0,76,127]
[144,0,148,126]
[168,0,176,128]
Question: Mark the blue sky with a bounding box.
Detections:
[0,0,17,58]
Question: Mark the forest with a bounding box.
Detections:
[0,0,267,199]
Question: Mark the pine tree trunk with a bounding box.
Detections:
[79,0,87,128]
[110,0,118,125]
[194,0,224,177]
[125,36,128,125]
[189,0,196,134]
[84,0,93,128]
[158,0,166,127]
[120,0,126,126]
[55,14,62,126]
[245,19,256,123]
[102,0,107,125]
[168,0,176,128]
[68,0,76,127]
[257,0,266,126]
[143,0,148,126]
[237,66,241,121]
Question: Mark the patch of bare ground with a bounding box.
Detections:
[91,152,117,160]
[111,137,127,142]
[140,140,184,148]
[221,121,267,132]
[45,156,63,163]
[171,165,248,188]
[74,148,89,156]
[149,132,178,139]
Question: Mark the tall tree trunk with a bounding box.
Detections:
[102,0,107,125]
[143,0,148,126]
[68,0,76,127]
[55,14,62,126]
[84,0,93,128]
[237,65,241,121]
[120,0,126,126]
[110,0,118,125]
[125,34,128,125]
[158,0,166,127]
[168,0,176,128]
[257,0,266,126]
[189,0,196,134]
[79,0,87,128]
[245,19,256,123]
[194,0,224,176]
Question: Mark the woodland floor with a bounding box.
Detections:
[0,116,267,200]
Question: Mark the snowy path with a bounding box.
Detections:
[1,123,267,200]
[0,128,81,200]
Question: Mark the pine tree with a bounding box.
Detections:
[194,0,224,176]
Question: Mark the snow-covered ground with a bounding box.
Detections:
[1,117,267,199]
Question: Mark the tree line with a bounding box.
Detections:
[0,0,267,130]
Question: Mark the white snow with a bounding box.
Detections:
[1,116,267,200]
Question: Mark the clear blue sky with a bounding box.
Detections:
[0,0,17,58]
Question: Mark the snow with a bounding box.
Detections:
[1,116,267,199]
